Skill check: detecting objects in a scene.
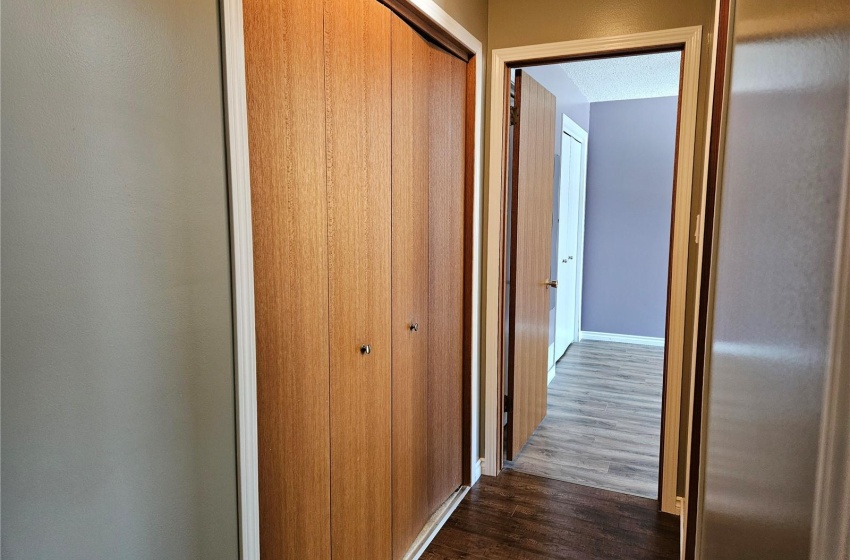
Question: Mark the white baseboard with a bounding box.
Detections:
[547,366,556,385]
[404,485,470,560]
[580,330,665,347]
[471,458,483,485]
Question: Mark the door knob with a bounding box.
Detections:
[360,344,372,355]
[545,279,558,288]
[409,322,420,332]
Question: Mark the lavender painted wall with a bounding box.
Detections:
[581,96,678,338]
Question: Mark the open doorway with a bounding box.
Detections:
[503,52,681,501]
[487,27,702,515]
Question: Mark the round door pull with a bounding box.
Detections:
[360,344,372,355]
[409,322,420,332]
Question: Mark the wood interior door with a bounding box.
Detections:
[506,70,557,461]
[243,0,331,557]
[390,14,431,560]
[325,0,393,557]
[427,41,467,512]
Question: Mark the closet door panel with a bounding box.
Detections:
[427,48,467,512]
[390,15,431,560]
[325,0,393,557]
[243,0,331,557]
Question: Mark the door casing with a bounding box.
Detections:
[483,27,703,515]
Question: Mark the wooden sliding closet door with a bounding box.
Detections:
[243,0,331,558]
[248,1,466,555]
[392,15,467,555]
[391,15,431,560]
[427,43,467,512]
[325,0,393,558]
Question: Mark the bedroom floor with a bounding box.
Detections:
[507,340,665,499]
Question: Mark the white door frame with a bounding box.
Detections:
[220,1,484,557]
[220,2,259,557]
[483,27,702,515]
[558,114,589,352]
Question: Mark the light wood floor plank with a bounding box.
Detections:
[506,340,664,499]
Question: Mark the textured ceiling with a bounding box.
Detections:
[560,51,682,103]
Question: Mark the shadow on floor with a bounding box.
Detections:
[423,470,679,560]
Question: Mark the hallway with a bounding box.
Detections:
[508,340,664,499]
[423,470,679,559]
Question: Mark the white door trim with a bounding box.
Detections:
[220,1,259,557]
[220,2,485,557]
[483,26,702,515]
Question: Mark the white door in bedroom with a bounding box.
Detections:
[554,116,587,362]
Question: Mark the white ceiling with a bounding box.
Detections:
[560,51,682,103]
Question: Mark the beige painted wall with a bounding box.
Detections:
[432,0,489,51]
[489,0,714,48]
[487,0,717,494]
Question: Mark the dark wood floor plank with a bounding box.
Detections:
[420,542,492,560]
[425,470,678,560]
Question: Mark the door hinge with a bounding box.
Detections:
[509,105,519,126]
[504,395,513,413]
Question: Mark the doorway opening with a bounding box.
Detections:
[503,52,681,501]
[485,27,703,515]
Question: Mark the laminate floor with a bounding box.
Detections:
[506,340,664,499]
[423,469,679,559]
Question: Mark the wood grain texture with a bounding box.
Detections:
[423,470,679,559]
[243,0,331,557]
[324,0,393,557]
[391,15,432,560]
[507,341,664,499]
[428,44,467,514]
[506,71,556,460]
